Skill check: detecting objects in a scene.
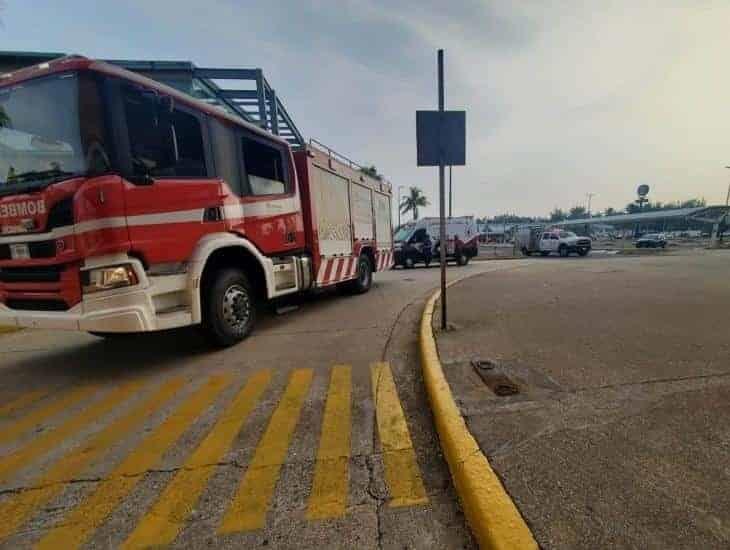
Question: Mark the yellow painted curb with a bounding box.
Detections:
[420,281,538,550]
[0,326,21,336]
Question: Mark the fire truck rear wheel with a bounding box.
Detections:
[344,254,373,294]
[202,268,256,347]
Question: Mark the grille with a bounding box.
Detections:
[46,197,74,230]
[5,299,69,311]
[0,241,57,260]
[0,265,63,283]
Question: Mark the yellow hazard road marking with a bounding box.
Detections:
[0,389,47,417]
[122,371,271,549]
[0,386,96,445]
[306,365,352,520]
[0,380,142,482]
[0,378,185,542]
[37,375,231,550]
[219,368,314,534]
[371,362,428,508]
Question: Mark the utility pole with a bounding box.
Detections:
[586,193,595,218]
[438,50,447,330]
[449,165,453,217]
[416,49,465,330]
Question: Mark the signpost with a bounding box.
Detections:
[416,49,466,329]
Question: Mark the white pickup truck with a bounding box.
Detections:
[516,227,592,257]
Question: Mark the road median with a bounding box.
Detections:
[419,279,537,550]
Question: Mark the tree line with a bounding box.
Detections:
[476,198,707,226]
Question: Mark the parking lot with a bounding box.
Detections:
[437,249,730,549]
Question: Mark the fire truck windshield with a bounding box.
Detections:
[0,71,110,196]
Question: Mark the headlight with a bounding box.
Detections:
[82,264,138,294]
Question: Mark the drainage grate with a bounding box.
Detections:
[471,359,520,396]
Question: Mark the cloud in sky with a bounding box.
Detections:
[2,0,729,217]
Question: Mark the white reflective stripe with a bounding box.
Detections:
[223,198,299,220]
[0,209,204,246]
[127,209,204,226]
[74,217,127,234]
[222,204,244,220]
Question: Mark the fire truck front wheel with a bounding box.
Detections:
[202,268,256,347]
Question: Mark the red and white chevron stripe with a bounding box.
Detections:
[315,250,394,287]
[316,256,359,287]
[375,250,394,272]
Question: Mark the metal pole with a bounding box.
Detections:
[449,165,453,218]
[397,186,403,229]
[587,193,594,218]
[438,49,447,330]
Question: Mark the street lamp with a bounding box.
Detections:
[586,193,595,218]
[725,167,730,207]
[397,185,406,229]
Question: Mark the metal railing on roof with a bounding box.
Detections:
[106,60,305,148]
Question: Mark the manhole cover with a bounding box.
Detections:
[471,359,496,370]
[471,359,520,397]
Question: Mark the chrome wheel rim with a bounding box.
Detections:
[222,284,251,335]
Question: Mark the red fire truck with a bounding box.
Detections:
[0,56,394,346]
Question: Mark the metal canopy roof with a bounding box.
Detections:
[553,206,730,227]
[0,51,305,148]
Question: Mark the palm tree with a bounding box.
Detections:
[400,186,429,221]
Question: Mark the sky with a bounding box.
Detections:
[2,0,729,218]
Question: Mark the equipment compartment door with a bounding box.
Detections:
[311,166,353,256]
[373,192,392,248]
[351,183,374,242]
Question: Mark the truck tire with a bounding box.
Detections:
[521,247,532,257]
[344,254,373,294]
[558,244,569,257]
[456,251,469,266]
[201,268,256,347]
[540,251,550,257]
[404,256,415,269]
[577,248,589,256]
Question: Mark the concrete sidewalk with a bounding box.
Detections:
[435,252,730,549]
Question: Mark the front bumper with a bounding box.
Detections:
[0,285,156,332]
[0,260,192,333]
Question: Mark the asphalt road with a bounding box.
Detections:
[0,260,527,550]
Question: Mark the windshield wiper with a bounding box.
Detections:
[0,168,86,197]
[6,168,76,183]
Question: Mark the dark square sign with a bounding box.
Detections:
[416,110,466,166]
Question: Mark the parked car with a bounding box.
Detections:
[515,226,592,257]
[635,233,667,248]
[394,216,478,268]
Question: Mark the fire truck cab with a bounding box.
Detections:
[0,57,394,346]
